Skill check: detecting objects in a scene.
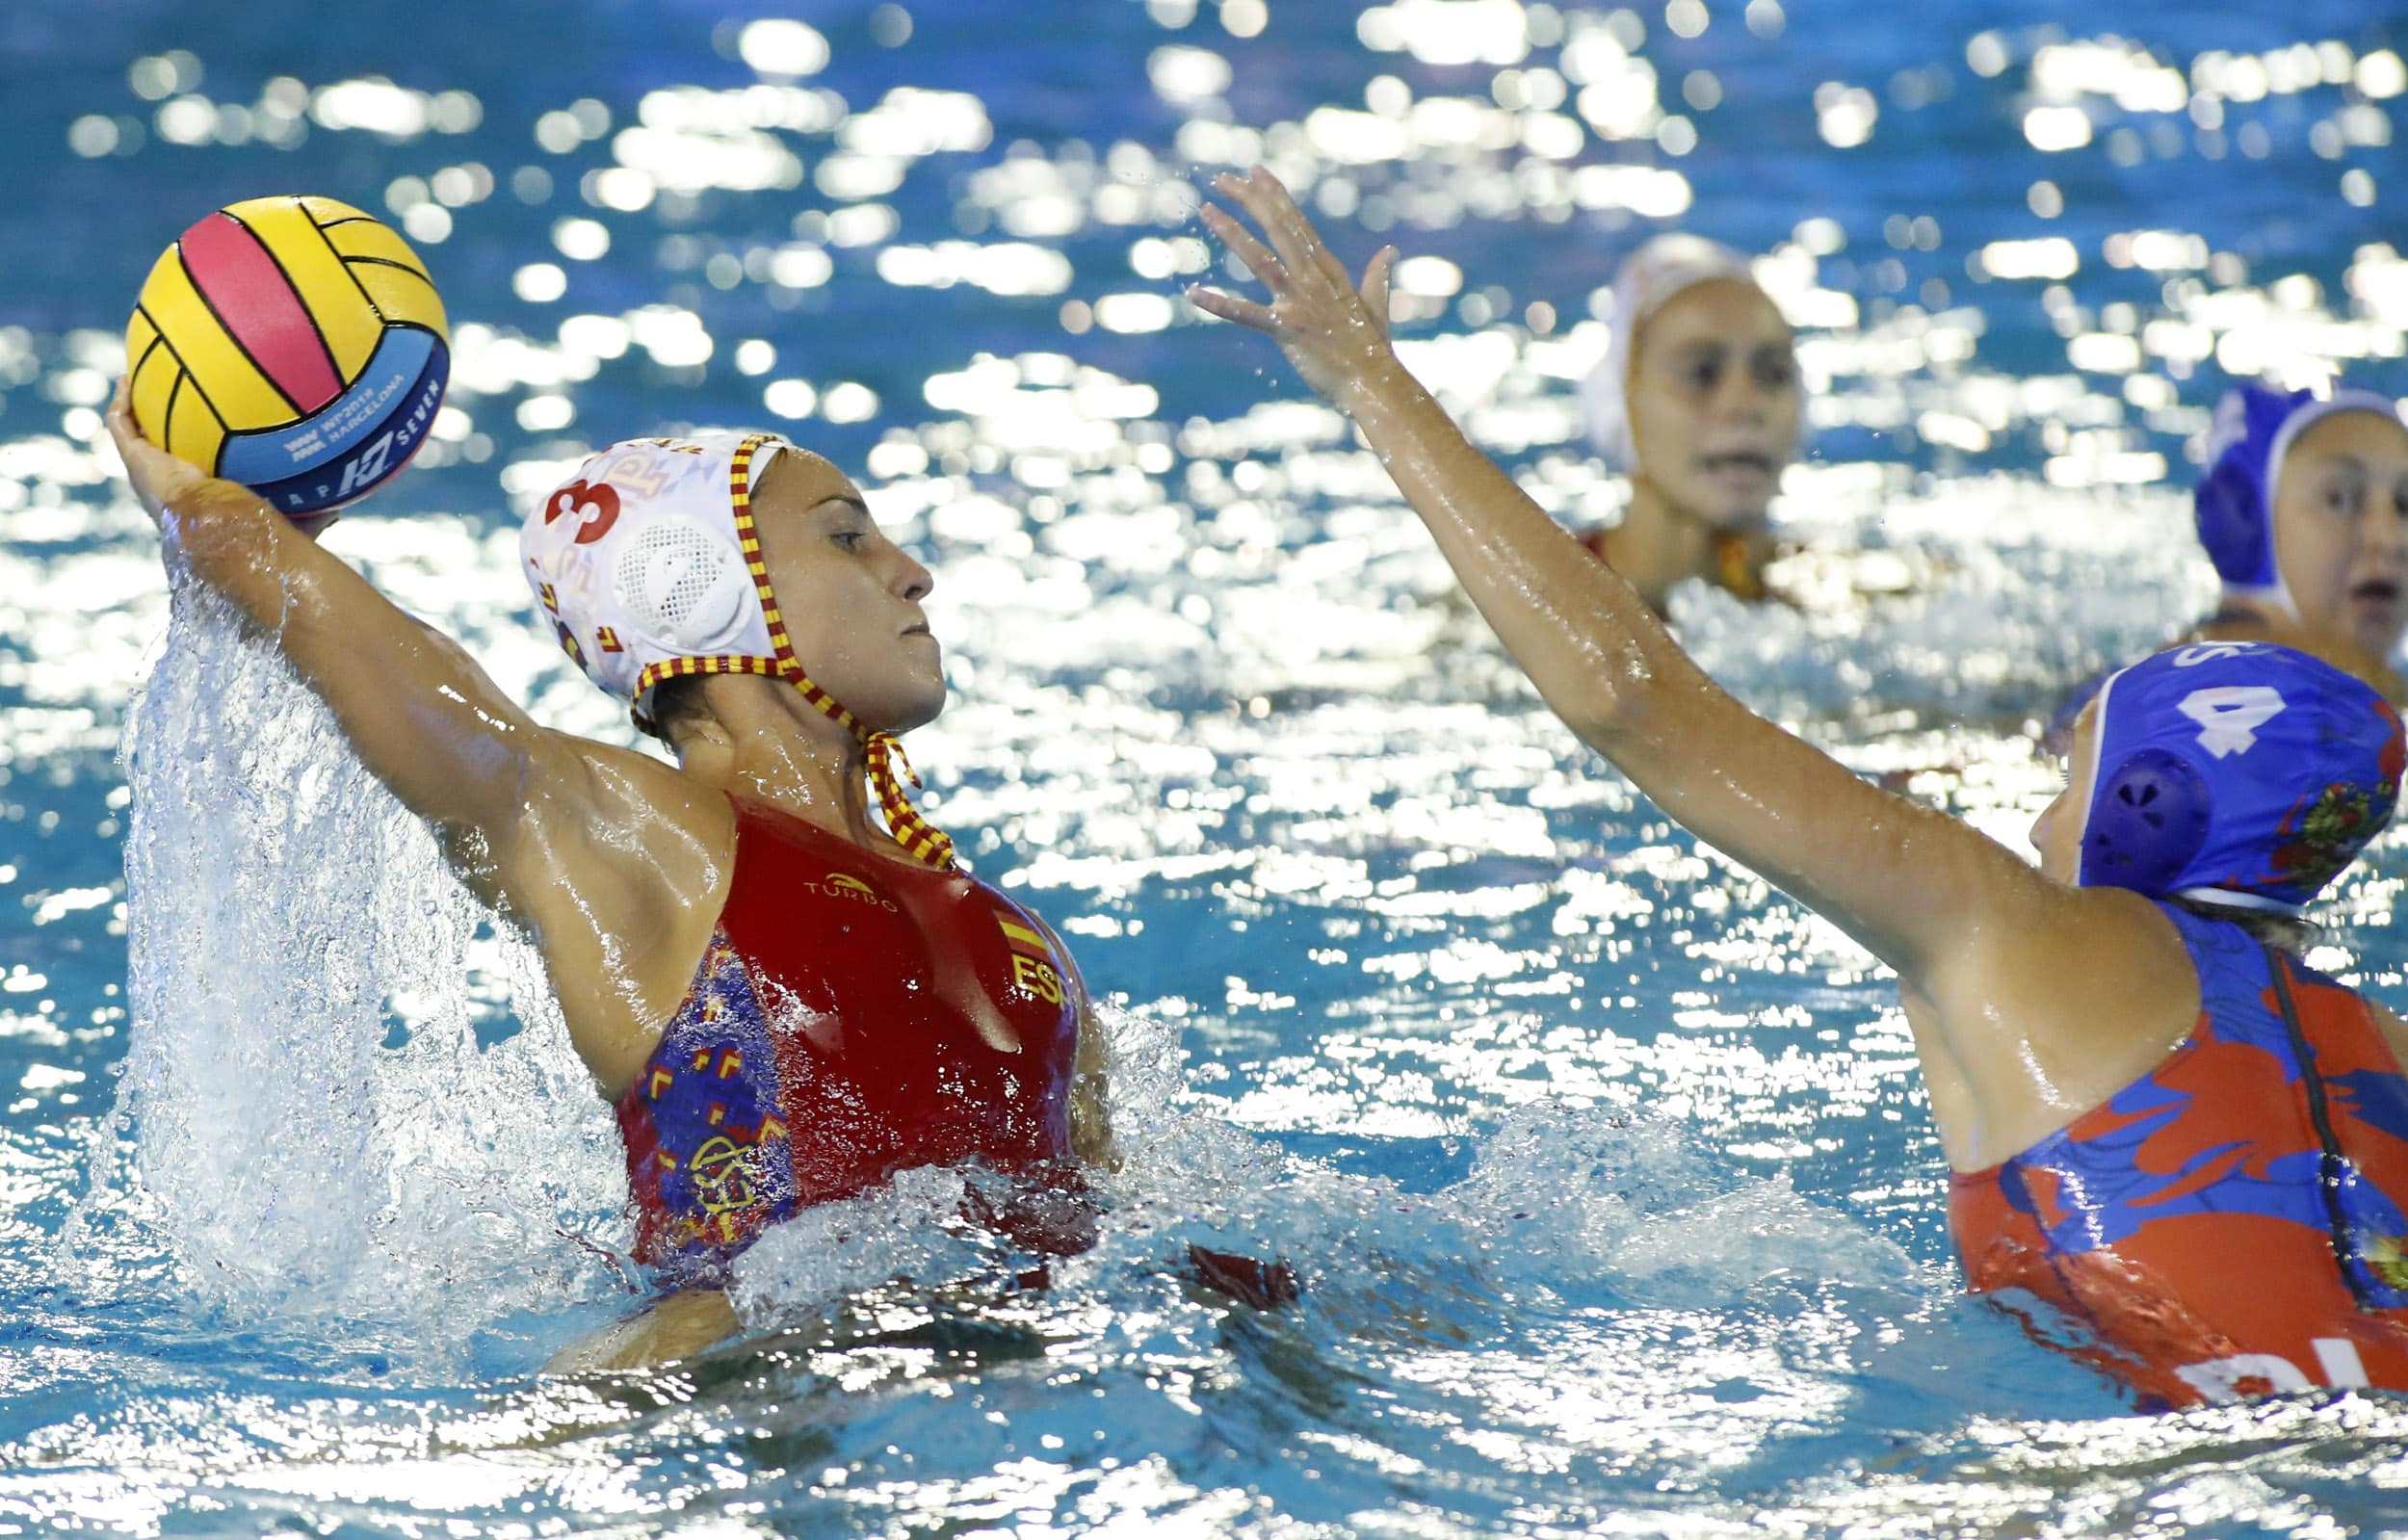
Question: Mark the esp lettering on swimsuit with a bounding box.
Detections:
[996,912,1067,1005]
[1012,953,1066,1005]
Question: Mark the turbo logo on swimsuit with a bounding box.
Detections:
[795,872,900,910]
[688,1135,763,1216]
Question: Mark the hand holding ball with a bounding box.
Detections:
[122,196,451,520]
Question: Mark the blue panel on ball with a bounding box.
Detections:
[243,335,450,515]
[217,326,441,488]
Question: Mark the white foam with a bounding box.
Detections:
[65,589,628,1368]
[728,1164,1019,1326]
[717,988,1922,1340]
[1449,1103,1921,1297]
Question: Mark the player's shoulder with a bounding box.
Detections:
[527,732,734,857]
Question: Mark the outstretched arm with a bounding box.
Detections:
[108,378,590,906]
[1185,170,2058,999]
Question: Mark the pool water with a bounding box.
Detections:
[5,0,2408,1533]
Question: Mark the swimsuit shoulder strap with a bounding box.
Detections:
[2148,898,2277,1031]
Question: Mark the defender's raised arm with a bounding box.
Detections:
[1191,166,2408,1409]
[1187,169,2043,1003]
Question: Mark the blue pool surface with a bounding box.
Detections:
[4,0,2408,1533]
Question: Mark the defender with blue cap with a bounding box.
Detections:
[2042,378,2408,754]
[1193,165,2408,1409]
[2197,384,2405,615]
[1959,640,2408,1406]
[2194,381,2408,698]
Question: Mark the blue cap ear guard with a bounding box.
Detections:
[2082,747,2212,894]
[2194,384,2311,595]
[2077,642,2405,912]
[2195,379,2408,604]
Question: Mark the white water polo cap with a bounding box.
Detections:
[1582,233,1810,474]
[522,431,786,712]
[520,430,956,869]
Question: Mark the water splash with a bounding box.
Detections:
[65,587,627,1368]
[728,993,1923,1334]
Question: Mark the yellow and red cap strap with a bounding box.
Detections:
[733,433,960,873]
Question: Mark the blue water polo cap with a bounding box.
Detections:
[2195,382,2403,612]
[2079,641,2404,912]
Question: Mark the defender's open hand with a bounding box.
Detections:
[1188,167,1400,409]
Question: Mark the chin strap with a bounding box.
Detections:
[790,672,959,872]
[1714,530,1766,602]
[865,732,957,871]
[1622,475,1768,604]
[705,430,957,871]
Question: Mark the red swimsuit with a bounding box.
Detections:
[613,796,1083,1272]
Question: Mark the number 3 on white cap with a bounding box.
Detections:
[2178,685,2287,758]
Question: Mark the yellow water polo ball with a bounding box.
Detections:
[125,195,451,516]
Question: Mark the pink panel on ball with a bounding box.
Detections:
[180,212,342,413]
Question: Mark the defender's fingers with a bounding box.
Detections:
[1276,173,1359,293]
[1217,168,1322,285]
[1247,166,1350,292]
[1200,202,1283,290]
[1360,247,1399,338]
[1187,285,1278,332]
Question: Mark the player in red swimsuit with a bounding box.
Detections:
[1192,167,2408,1407]
[615,795,1085,1272]
[107,400,1136,1367]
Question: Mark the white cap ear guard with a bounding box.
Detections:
[611,516,758,655]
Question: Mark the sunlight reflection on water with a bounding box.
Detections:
[2,0,2407,1533]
